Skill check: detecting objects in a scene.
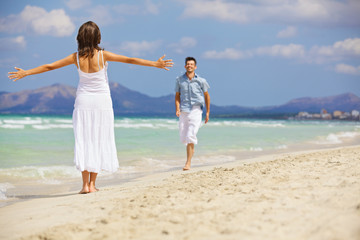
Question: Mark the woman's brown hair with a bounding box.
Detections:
[77,21,103,58]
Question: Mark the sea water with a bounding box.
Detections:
[0,115,359,205]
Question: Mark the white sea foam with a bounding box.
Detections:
[241,121,285,128]
[116,118,284,130]
[3,119,42,125]
[0,117,74,130]
[37,179,62,185]
[0,166,79,181]
[0,124,25,129]
[314,131,360,145]
[223,121,238,126]
[143,158,173,169]
[166,120,178,124]
[54,119,73,124]
[326,134,342,144]
[208,121,285,128]
[114,121,177,129]
[276,145,288,149]
[32,124,73,130]
[250,147,263,152]
[114,123,156,129]
[113,118,180,129]
[337,131,360,138]
[0,183,15,200]
[209,122,222,126]
[156,124,178,130]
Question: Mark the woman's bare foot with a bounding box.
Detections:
[88,187,99,193]
[183,165,191,171]
[79,186,90,194]
[89,184,99,193]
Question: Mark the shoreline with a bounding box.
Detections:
[1,138,360,209]
[0,145,359,239]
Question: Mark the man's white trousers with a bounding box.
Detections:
[179,106,202,145]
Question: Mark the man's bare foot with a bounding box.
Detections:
[183,166,191,171]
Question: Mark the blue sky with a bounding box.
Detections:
[1,0,359,107]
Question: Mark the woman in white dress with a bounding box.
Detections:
[8,21,173,194]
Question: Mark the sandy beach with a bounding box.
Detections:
[0,146,359,240]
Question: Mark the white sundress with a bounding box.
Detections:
[73,50,119,173]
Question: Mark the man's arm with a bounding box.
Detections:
[175,92,181,117]
[204,91,210,124]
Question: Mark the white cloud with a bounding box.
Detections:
[65,0,91,10]
[178,0,360,27]
[90,1,160,26]
[180,0,249,23]
[203,44,304,60]
[0,36,26,50]
[203,48,249,60]
[0,5,75,37]
[169,37,197,54]
[309,38,360,63]
[113,0,160,15]
[87,5,118,26]
[203,38,360,63]
[119,40,162,56]
[145,0,160,15]
[335,63,360,75]
[277,26,297,38]
[255,44,305,58]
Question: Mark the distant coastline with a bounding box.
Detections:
[0,83,359,120]
[292,109,359,121]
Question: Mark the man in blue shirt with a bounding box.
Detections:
[175,57,210,170]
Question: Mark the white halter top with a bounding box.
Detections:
[76,50,110,95]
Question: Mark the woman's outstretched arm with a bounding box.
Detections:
[8,53,76,82]
[104,51,173,70]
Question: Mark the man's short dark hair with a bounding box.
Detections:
[185,57,197,65]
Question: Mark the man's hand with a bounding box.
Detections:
[203,92,210,124]
[175,92,181,117]
[205,112,209,124]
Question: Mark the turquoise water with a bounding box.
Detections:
[0,115,359,201]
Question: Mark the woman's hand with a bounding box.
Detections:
[156,55,173,71]
[8,54,76,82]
[8,67,27,82]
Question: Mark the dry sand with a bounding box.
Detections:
[0,146,359,240]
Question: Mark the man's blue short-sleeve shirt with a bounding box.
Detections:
[175,73,210,112]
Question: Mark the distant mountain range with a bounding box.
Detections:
[0,83,359,117]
